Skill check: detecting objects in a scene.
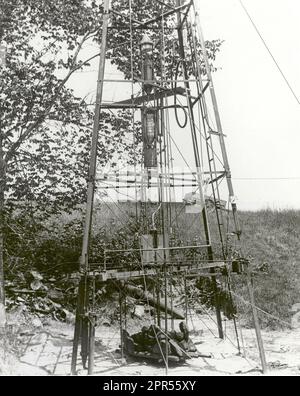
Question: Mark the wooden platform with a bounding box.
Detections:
[89,261,227,281]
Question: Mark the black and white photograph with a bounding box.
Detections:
[0,0,300,380]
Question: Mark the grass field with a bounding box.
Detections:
[235,209,300,328]
[83,203,300,328]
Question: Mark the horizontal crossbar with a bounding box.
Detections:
[89,261,227,281]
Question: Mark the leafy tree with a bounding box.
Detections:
[0,0,137,326]
[0,0,222,327]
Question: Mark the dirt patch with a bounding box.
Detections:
[2,316,300,376]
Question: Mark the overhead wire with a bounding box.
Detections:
[229,288,292,328]
[234,177,300,181]
[239,0,300,106]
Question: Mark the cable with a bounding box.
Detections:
[239,0,300,106]
[234,177,300,181]
[230,289,292,328]
[173,61,189,128]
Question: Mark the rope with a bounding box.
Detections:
[185,287,218,338]
[175,94,225,168]
[236,314,247,358]
[188,291,244,352]
[230,289,292,328]
[225,274,242,354]
[173,61,188,128]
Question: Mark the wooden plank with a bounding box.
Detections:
[91,261,226,281]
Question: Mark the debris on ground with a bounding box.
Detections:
[123,322,201,363]
[2,313,300,376]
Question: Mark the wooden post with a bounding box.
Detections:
[246,271,268,374]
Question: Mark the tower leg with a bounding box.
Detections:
[71,311,81,375]
[88,316,96,375]
[81,316,89,370]
[71,278,85,375]
[71,0,110,374]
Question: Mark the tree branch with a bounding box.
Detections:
[5,33,95,163]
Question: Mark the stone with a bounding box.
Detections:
[32,318,43,328]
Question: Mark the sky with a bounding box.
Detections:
[197,0,300,210]
[69,0,300,211]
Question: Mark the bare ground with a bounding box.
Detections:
[1,315,300,376]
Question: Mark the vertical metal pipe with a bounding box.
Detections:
[80,0,110,273]
[159,100,169,375]
[88,277,96,375]
[71,279,85,375]
[184,276,188,325]
[156,282,161,328]
[87,316,95,375]
[71,0,110,374]
[170,282,175,331]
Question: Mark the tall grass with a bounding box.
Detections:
[97,205,300,328]
[39,205,300,329]
[234,209,300,328]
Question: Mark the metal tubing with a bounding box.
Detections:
[80,0,111,272]
[71,0,110,375]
